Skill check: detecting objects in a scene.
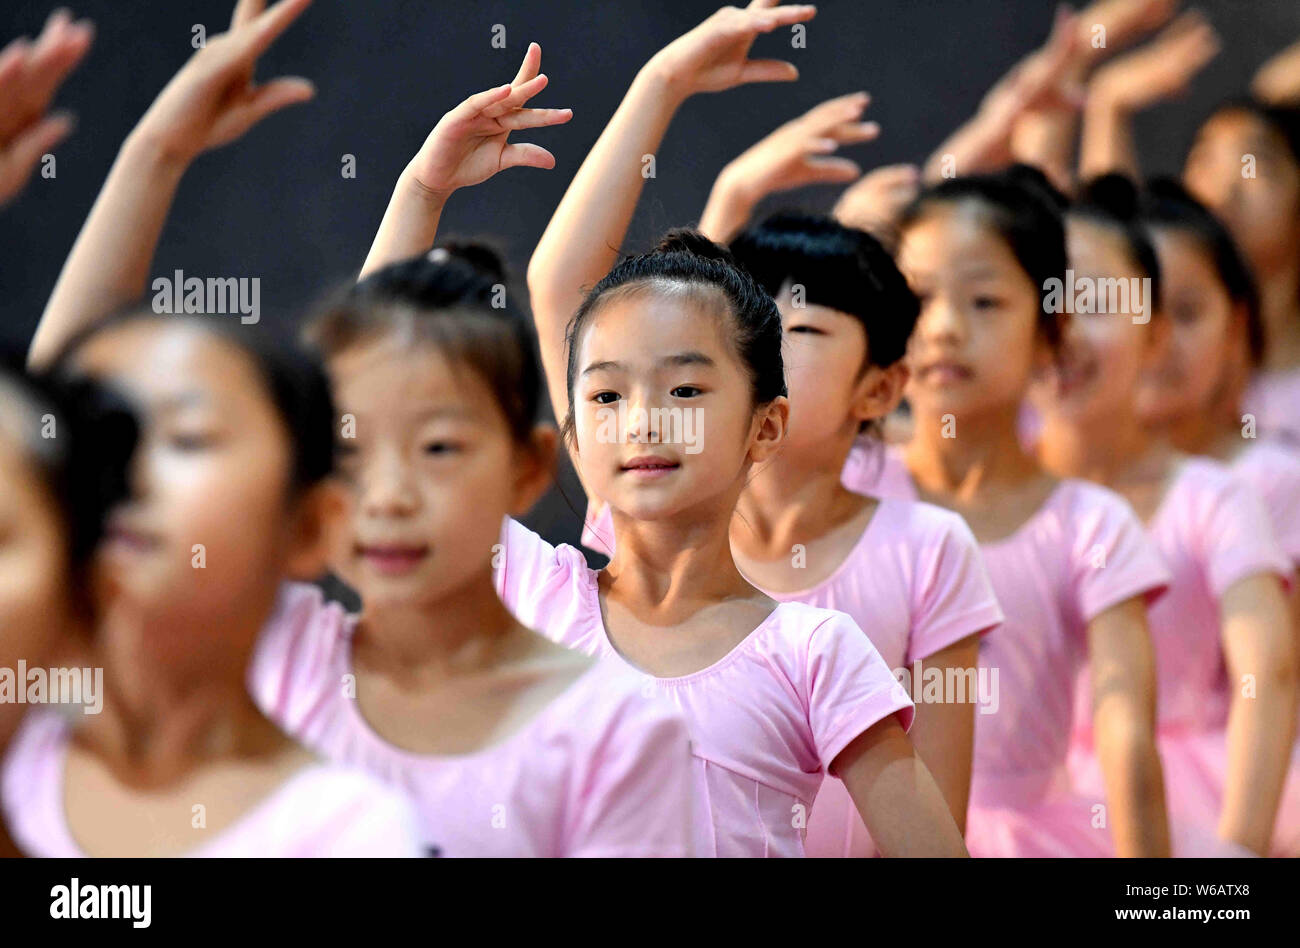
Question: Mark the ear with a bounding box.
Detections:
[510,423,558,517]
[849,362,909,428]
[284,480,348,581]
[748,395,789,466]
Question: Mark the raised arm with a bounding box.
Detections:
[1087,597,1171,857]
[1253,36,1300,106]
[698,91,876,245]
[1078,10,1219,182]
[526,0,816,428]
[0,9,94,208]
[29,0,315,369]
[360,42,572,279]
[923,6,1083,184]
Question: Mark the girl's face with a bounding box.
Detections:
[1184,110,1300,277]
[0,417,75,747]
[571,286,785,523]
[1043,218,1160,423]
[1136,227,1246,427]
[897,203,1047,421]
[774,284,886,449]
[329,339,551,611]
[70,321,327,663]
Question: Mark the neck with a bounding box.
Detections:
[905,401,1040,500]
[605,491,754,614]
[1258,262,1300,371]
[1036,404,1151,485]
[733,438,856,552]
[80,607,283,786]
[358,568,523,675]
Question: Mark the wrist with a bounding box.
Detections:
[637,53,693,110]
[397,164,453,210]
[120,127,194,180]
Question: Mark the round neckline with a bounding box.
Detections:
[47,715,323,858]
[735,495,890,600]
[586,570,787,685]
[340,617,600,764]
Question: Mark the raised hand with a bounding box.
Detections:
[832,163,921,250]
[1253,35,1300,105]
[404,42,572,202]
[647,1,816,99]
[1089,9,1220,112]
[1076,0,1181,67]
[700,92,876,243]
[0,9,94,207]
[132,0,315,165]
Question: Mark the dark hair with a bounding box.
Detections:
[49,310,335,493]
[1140,176,1264,365]
[729,212,919,368]
[899,165,1068,347]
[1069,173,1163,316]
[0,350,138,590]
[307,243,542,444]
[562,229,785,443]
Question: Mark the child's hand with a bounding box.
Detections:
[647,1,816,100]
[1076,0,1180,68]
[1090,10,1219,113]
[700,92,873,242]
[404,42,572,202]
[1253,35,1300,105]
[832,163,920,248]
[0,9,94,206]
[132,0,315,165]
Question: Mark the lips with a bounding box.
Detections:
[356,544,430,575]
[102,520,161,555]
[620,455,680,478]
[918,361,973,385]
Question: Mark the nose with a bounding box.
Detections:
[917,296,964,346]
[622,388,659,445]
[359,447,419,517]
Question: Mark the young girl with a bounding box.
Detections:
[512,2,968,857]
[0,361,135,857]
[1031,176,1296,857]
[1183,102,1300,447]
[1131,178,1300,856]
[842,168,1172,857]
[8,0,423,858]
[3,313,423,857]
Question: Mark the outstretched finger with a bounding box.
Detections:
[738,58,799,84]
[500,141,556,171]
[804,156,862,183]
[511,42,542,87]
[237,0,313,65]
[482,73,549,117]
[231,0,267,30]
[454,82,513,120]
[496,106,573,132]
[0,111,73,201]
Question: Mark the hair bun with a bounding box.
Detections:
[1077,173,1141,220]
[1003,163,1070,213]
[653,228,738,265]
[437,241,508,283]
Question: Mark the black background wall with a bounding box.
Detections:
[2,0,1296,551]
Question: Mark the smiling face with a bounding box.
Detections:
[329,337,549,611]
[897,202,1048,421]
[1136,227,1247,428]
[1184,109,1300,278]
[67,320,323,667]
[569,283,785,524]
[0,405,76,747]
[1041,217,1161,423]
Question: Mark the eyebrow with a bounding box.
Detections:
[581,351,716,377]
[153,391,211,412]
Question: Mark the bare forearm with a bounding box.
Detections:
[1095,712,1170,857]
[906,703,975,834]
[1079,87,1138,182]
[1219,675,1297,853]
[526,62,686,419]
[698,166,756,245]
[360,167,449,280]
[30,131,188,369]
